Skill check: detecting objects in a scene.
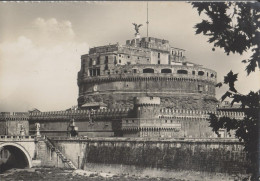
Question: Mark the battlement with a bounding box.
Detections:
[29,108,131,120]
[159,109,245,120]
[88,44,119,54]
[134,97,160,106]
[0,112,29,120]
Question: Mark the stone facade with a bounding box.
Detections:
[0,36,244,138]
[77,36,218,111]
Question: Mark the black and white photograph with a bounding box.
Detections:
[0,1,259,180]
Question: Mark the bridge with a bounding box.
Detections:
[0,135,77,173]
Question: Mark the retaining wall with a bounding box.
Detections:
[52,138,248,175]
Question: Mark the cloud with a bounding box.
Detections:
[0,18,89,112]
[29,18,75,46]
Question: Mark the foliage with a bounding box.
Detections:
[191,2,260,75]
[208,71,259,178]
[191,2,259,179]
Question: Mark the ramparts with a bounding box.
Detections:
[51,137,248,177]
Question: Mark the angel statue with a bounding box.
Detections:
[132,23,143,34]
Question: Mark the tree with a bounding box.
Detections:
[191,2,259,180]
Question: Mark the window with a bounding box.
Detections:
[128,55,130,58]
[104,64,108,70]
[143,68,154,73]
[211,73,214,78]
[161,69,172,73]
[133,69,137,73]
[198,71,204,76]
[93,69,96,76]
[105,56,108,64]
[192,71,195,75]
[82,63,85,72]
[124,70,127,73]
[89,69,93,76]
[97,69,100,76]
[119,59,121,63]
[158,60,160,64]
[89,58,93,66]
[207,72,209,77]
[165,120,167,123]
[132,120,134,123]
[114,56,117,64]
[198,85,203,92]
[97,57,100,65]
[119,54,121,57]
[177,70,188,74]
[158,53,160,58]
[126,120,128,123]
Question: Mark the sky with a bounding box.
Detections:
[0,1,259,112]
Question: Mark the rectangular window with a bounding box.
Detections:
[105,56,108,64]
[192,71,195,75]
[82,63,85,72]
[97,57,100,65]
[198,85,203,92]
[158,60,160,64]
[119,59,121,63]
[93,69,96,76]
[133,69,137,73]
[97,69,100,76]
[89,58,92,66]
[89,69,93,76]
[158,53,160,58]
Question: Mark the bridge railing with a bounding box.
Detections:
[0,135,36,140]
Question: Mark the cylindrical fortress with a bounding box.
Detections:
[77,37,218,111]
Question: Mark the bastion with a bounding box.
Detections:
[77,37,218,111]
[0,35,244,138]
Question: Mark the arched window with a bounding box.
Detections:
[211,73,214,78]
[177,70,188,74]
[143,68,154,73]
[161,69,172,73]
[198,71,204,76]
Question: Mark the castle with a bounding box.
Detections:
[0,32,244,138]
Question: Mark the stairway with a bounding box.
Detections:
[44,137,77,170]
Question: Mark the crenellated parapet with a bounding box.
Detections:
[0,112,29,121]
[159,108,245,120]
[29,108,132,120]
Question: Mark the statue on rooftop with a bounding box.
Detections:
[132,23,143,34]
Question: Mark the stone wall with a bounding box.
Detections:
[52,138,248,175]
[0,113,29,135]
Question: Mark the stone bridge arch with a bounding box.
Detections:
[0,142,32,172]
